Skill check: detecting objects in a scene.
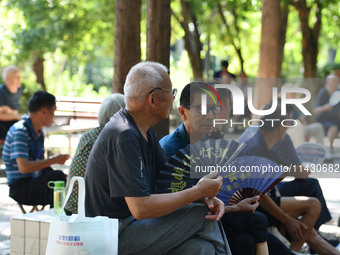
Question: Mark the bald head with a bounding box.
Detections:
[326,74,339,94]
[124,62,169,106]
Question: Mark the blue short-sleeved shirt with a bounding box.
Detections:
[159,123,190,159]
[2,116,45,185]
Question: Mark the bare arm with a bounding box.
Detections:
[0,105,21,121]
[313,103,333,115]
[125,173,223,220]
[16,154,69,174]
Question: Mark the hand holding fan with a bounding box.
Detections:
[156,139,245,194]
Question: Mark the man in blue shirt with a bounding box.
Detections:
[3,91,69,207]
[160,83,279,255]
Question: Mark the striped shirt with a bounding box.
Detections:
[2,116,45,185]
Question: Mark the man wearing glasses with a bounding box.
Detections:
[159,83,275,255]
[160,82,223,158]
[85,62,230,255]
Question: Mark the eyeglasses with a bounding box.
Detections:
[149,87,178,97]
[185,105,222,115]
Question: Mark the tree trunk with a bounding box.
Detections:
[291,0,321,78]
[217,3,245,73]
[291,0,322,117]
[113,0,141,94]
[146,0,171,139]
[172,0,203,79]
[254,0,281,112]
[33,57,47,91]
[277,1,289,76]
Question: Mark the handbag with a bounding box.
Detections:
[45,176,118,255]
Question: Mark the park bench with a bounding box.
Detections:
[44,96,103,155]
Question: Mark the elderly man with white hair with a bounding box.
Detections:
[314,74,340,148]
[85,61,230,255]
[0,66,22,140]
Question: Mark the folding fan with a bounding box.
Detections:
[329,91,340,106]
[295,142,326,165]
[216,156,286,205]
[156,140,286,205]
[156,139,245,194]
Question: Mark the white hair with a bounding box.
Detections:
[2,65,19,81]
[98,93,125,126]
[123,61,168,105]
[326,74,337,84]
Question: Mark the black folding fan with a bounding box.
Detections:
[156,139,245,193]
[156,139,285,205]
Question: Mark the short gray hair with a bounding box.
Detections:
[2,65,19,81]
[326,74,337,84]
[98,93,125,126]
[123,61,168,105]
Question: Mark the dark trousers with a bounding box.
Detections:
[9,167,66,207]
[0,120,17,140]
[222,211,294,255]
[267,232,295,255]
[221,211,268,255]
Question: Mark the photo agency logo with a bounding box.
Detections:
[201,84,312,128]
[199,83,223,113]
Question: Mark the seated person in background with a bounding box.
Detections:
[161,83,296,255]
[214,60,236,85]
[281,83,325,146]
[0,66,23,140]
[314,74,340,148]
[241,102,338,255]
[85,62,230,255]
[2,91,69,207]
[64,93,125,215]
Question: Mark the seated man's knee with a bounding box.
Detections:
[229,232,256,255]
[51,170,66,181]
[305,177,321,189]
[185,203,209,220]
[173,237,216,255]
[249,211,268,227]
[309,197,321,214]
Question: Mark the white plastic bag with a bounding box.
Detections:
[46,176,118,255]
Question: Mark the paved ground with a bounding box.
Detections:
[0,133,339,255]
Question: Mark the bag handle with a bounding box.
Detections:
[60,176,86,221]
